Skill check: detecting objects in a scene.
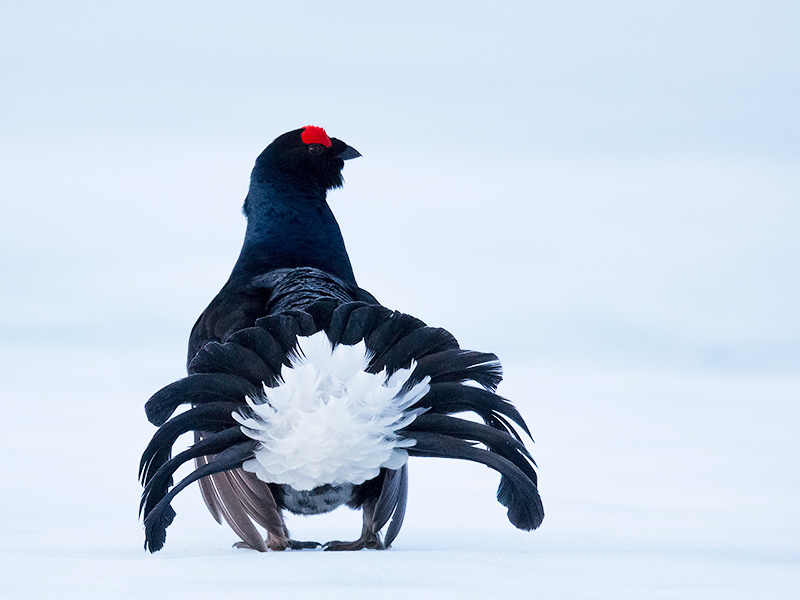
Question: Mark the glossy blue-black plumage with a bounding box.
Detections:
[140,127,543,553]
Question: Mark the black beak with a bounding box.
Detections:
[337,145,361,161]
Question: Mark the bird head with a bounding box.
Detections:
[250,126,361,194]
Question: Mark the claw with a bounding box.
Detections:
[323,532,385,551]
[232,541,260,551]
[288,539,322,550]
[233,539,321,551]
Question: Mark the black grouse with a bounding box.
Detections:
[139,126,544,552]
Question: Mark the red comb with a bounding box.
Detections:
[301,126,332,147]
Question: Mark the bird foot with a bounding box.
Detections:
[323,532,385,551]
[233,541,261,551]
[233,538,321,551]
[288,539,323,550]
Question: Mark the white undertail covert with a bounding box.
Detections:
[232,331,429,490]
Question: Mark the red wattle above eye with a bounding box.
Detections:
[301,126,332,148]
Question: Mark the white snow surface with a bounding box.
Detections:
[235,331,428,489]
[1,344,797,599]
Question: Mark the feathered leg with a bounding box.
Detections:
[324,464,408,551]
[323,498,384,551]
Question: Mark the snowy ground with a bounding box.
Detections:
[1,340,797,599]
[2,151,797,598]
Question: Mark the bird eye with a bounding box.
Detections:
[307,144,324,155]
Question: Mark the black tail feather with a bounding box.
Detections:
[141,298,543,550]
[144,373,257,426]
[419,382,532,439]
[140,427,251,521]
[376,327,460,373]
[143,440,258,553]
[189,342,275,384]
[269,309,318,336]
[403,413,537,485]
[406,431,543,531]
[412,350,503,391]
[364,312,427,365]
[318,302,374,344]
[139,402,241,483]
[302,299,346,337]
[223,327,294,378]
[332,304,386,346]
[253,312,314,353]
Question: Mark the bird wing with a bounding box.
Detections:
[184,267,378,550]
[187,267,377,364]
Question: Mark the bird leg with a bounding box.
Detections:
[233,533,321,551]
[230,518,321,551]
[323,499,385,551]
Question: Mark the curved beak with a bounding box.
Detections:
[337,145,361,161]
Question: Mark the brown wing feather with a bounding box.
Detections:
[185,269,380,549]
[194,435,291,551]
[200,468,268,551]
[193,432,225,524]
[227,469,291,546]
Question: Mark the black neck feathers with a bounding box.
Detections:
[231,178,356,285]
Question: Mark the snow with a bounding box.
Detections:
[1,342,797,599]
